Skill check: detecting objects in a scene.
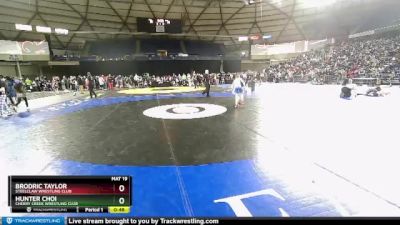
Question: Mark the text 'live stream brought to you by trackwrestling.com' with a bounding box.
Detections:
[67,217,220,225]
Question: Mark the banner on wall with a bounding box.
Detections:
[251,42,296,56]
[18,40,50,55]
[251,38,332,56]
[0,40,50,61]
[0,40,21,55]
[349,30,374,39]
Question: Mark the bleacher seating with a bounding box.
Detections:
[83,38,227,60]
[140,39,181,55]
[185,41,225,56]
[89,39,136,57]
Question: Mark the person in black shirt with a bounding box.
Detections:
[340,86,352,99]
[5,76,16,106]
[197,74,202,87]
[77,75,84,94]
[87,73,97,99]
[193,74,198,89]
[14,81,29,111]
[340,79,355,99]
[202,74,211,97]
[249,76,256,94]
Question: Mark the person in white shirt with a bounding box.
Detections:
[231,74,246,108]
[73,79,78,96]
[134,74,139,88]
[187,73,192,87]
[0,86,11,117]
[99,76,105,90]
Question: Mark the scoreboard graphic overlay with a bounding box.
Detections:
[8,176,132,214]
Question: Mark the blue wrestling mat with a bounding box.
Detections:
[0,91,347,217]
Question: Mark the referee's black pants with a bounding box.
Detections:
[202,84,210,97]
[89,88,97,98]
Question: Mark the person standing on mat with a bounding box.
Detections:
[193,74,198,89]
[0,75,6,91]
[0,75,10,117]
[77,75,84,94]
[107,74,114,90]
[232,74,245,108]
[87,73,97,99]
[73,77,78,96]
[5,76,17,111]
[249,76,256,94]
[14,80,29,112]
[202,73,211,97]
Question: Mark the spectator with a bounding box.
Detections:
[25,77,33,92]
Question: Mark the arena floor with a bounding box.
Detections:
[1,83,400,217]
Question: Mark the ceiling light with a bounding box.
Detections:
[36,26,51,33]
[244,0,256,5]
[55,28,69,35]
[263,35,272,39]
[238,36,249,42]
[250,35,260,40]
[301,0,336,8]
[15,24,32,31]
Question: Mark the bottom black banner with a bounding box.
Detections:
[67,218,218,225]
[66,217,400,225]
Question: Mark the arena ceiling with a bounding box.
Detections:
[0,0,399,51]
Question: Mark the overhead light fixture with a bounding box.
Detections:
[244,0,256,5]
[55,28,69,35]
[238,36,249,42]
[250,35,260,40]
[15,24,32,31]
[178,53,188,57]
[301,0,336,8]
[263,35,272,39]
[36,26,51,33]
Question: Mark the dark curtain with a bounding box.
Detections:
[79,60,241,75]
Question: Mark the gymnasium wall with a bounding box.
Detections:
[1,60,241,78]
[0,62,40,77]
[241,60,269,72]
[79,60,241,75]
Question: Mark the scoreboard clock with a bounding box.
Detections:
[137,17,182,33]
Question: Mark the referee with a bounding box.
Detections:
[202,73,210,97]
[87,72,97,99]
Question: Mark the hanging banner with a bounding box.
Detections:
[0,40,50,61]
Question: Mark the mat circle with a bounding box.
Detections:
[166,106,205,114]
[118,86,205,95]
[143,103,227,119]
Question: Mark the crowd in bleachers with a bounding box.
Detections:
[8,30,400,98]
[265,31,400,84]
[1,72,259,94]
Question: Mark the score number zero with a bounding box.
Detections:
[118,185,125,205]
[111,176,129,205]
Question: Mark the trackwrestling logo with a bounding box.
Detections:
[2,217,64,225]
